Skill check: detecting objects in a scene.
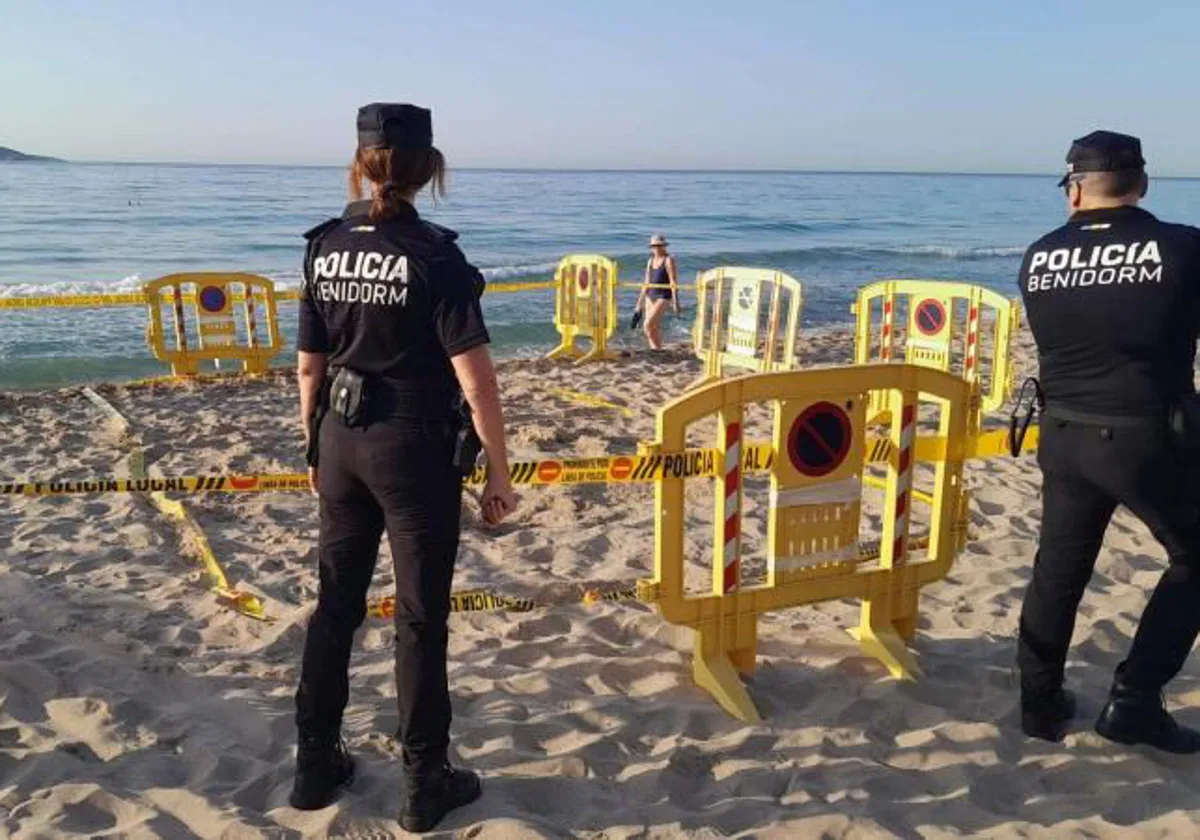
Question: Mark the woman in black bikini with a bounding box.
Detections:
[635,233,680,350]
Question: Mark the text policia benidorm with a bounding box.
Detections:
[1025,241,1163,293]
[309,252,410,306]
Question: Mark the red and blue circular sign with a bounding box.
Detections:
[787,401,852,477]
[914,298,947,337]
[199,285,228,314]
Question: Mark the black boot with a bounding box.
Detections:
[1021,688,1077,742]
[289,735,356,810]
[1095,682,1200,754]
[400,764,481,833]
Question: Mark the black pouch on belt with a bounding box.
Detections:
[1008,377,1044,457]
[330,367,369,427]
[449,391,483,478]
[1168,394,1200,451]
[305,380,331,467]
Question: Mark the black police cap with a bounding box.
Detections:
[1057,130,1145,187]
[357,103,433,150]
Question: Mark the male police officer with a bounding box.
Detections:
[1017,130,1200,751]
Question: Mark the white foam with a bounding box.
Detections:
[481,262,558,281]
[0,262,558,299]
[887,245,1025,259]
[0,274,145,298]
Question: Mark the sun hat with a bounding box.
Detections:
[649,233,668,246]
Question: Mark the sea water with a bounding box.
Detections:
[1,163,1197,389]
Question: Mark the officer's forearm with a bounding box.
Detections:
[451,347,510,480]
[297,351,327,442]
[471,395,510,481]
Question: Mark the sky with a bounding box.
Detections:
[2,0,1199,174]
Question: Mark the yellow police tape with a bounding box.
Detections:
[364,534,935,618]
[549,388,636,418]
[366,585,640,618]
[0,426,1035,498]
[78,388,268,621]
[486,280,558,294]
[0,293,148,309]
[146,491,270,621]
[2,289,287,310]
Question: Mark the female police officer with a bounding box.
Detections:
[290,103,516,832]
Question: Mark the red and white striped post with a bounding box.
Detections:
[964,304,980,380]
[880,297,895,362]
[891,403,916,562]
[244,285,259,349]
[722,419,742,594]
[171,285,189,353]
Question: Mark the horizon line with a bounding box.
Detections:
[15,159,1200,180]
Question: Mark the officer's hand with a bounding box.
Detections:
[308,467,319,497]
[481,478,517,526]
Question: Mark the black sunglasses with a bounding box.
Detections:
[1061,174,1085,193]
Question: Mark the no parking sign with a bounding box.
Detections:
[908,295,952,349]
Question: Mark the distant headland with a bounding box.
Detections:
[0,146,64,163]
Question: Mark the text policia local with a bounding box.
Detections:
[309,252,409,306]
[1025,241,1163,293]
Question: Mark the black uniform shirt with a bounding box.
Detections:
[1019,206,1200,417]
[298,200,489,410]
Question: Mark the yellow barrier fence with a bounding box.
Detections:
[637,364,972,721]
[546,254,619,364]
[692,266,803,384]
[143,273,282,376]
[852,279,1021,433]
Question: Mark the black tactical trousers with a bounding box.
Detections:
[1018,416,1200,696]
[295,414,462,776]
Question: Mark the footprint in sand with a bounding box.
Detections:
[505,613,571,642]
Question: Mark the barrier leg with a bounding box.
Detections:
[850,389,921,679]
[547,331,578,360]
[729,614,758,676]
[694,626,761,723]
[892,584,920,642]
[849,599,921,680]
[576,346,600,365]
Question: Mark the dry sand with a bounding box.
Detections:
[2,328,1200,838]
